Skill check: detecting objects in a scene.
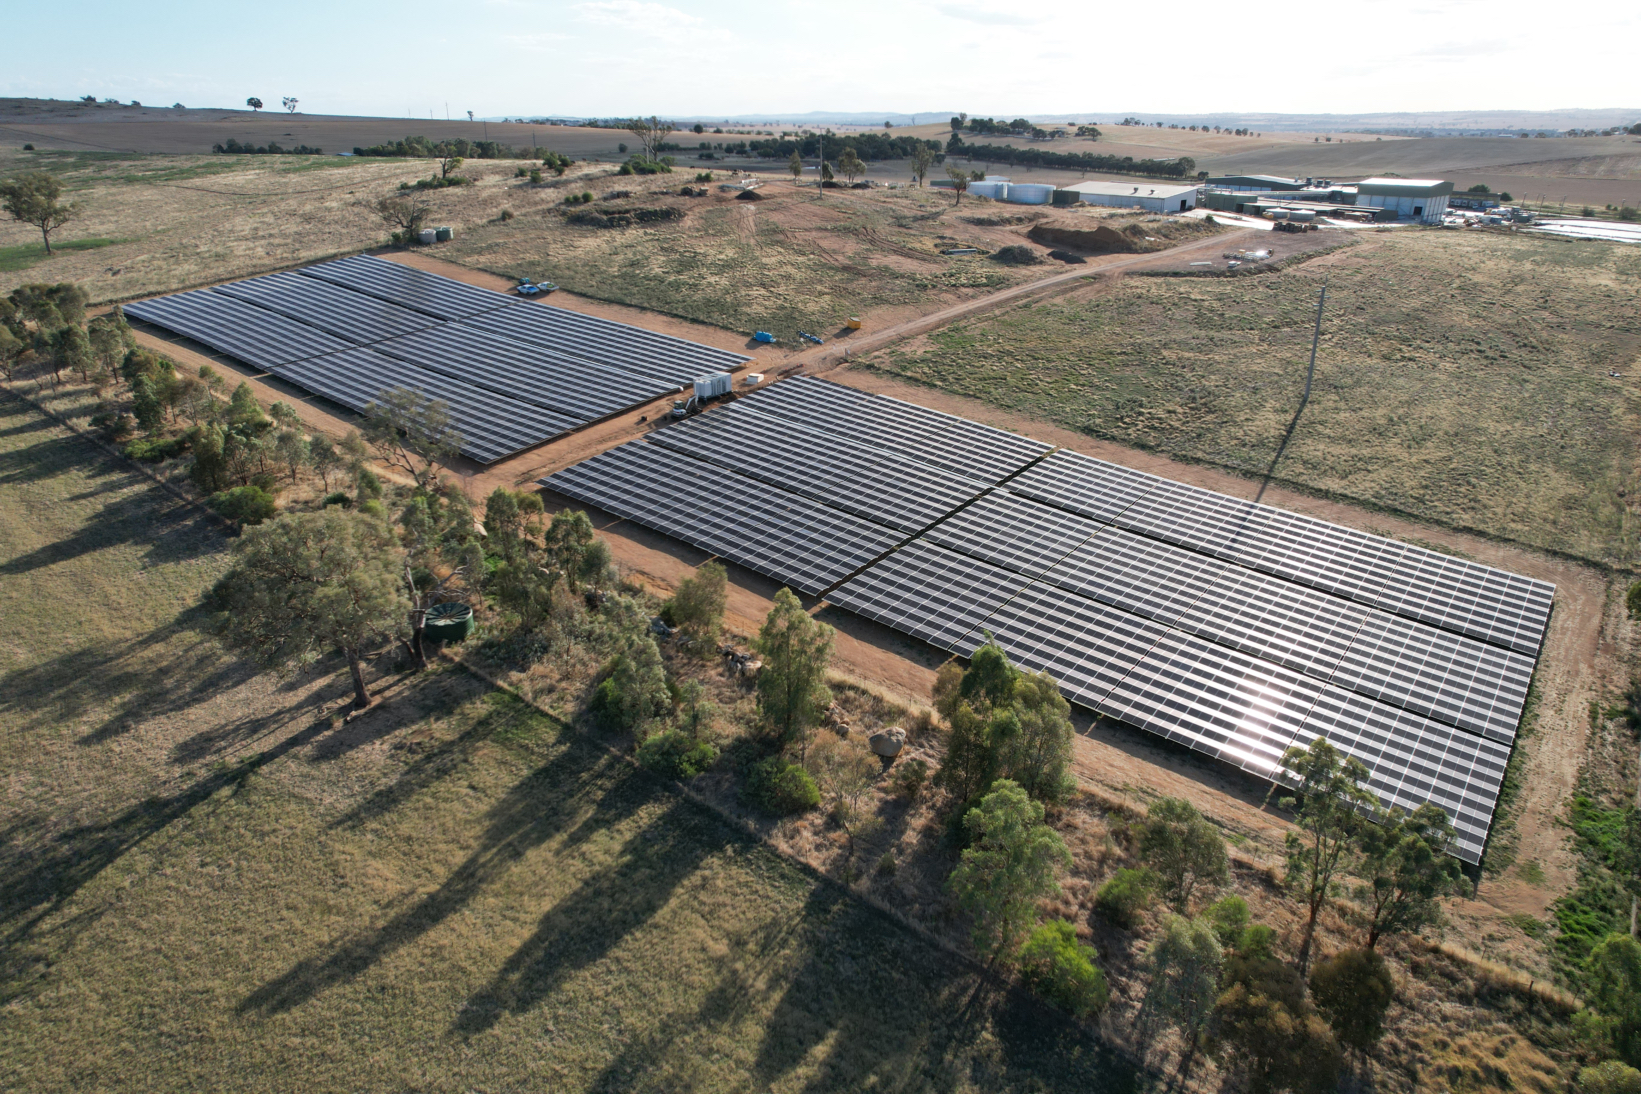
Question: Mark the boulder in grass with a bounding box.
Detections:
[868,727,907,758]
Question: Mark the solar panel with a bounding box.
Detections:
[1097,630,1324,780]
[1298,685,1509,863]
[976,582,1170,709]
[541,440,900,597]
[1041,527,1227,626]
[926,490,1104,577]
[271,347,580,464]
[375,324,679,422]
[1330,611,1535,744]
[212,271,438,344]
[297,254,517,321]
[647,400,985,533]
[124,289,352,370]
[1012,449,1553,657]
[747,376,1051,483]
[1173,566,1367,682]
[464,302,749,388]
[1009,449,1164,523]
[826,540,1033,651]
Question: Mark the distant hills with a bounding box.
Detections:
[491,108,1641,135]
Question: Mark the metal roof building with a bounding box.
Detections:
[1058,180,1201,213]
[1206,174,1307,192]
[1355,178,1454,224]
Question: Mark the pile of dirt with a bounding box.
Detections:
[1026,221,1138,254]
[735,189,764,201]
[960,211,1049,227]
[564,205,685,228]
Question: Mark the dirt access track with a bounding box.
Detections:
[120,243,1609,948]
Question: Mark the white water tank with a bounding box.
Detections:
[693,373,733,399]
[417,228,438,243]
[1287,208,1316,223]
[970,181,1007,200]
[1007,183,1054,205]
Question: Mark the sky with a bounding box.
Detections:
[5,0,1636,120]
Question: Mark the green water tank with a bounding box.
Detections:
[422,601,474,643]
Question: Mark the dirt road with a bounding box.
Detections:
[776,228,1261,371]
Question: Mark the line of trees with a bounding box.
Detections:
[351,135,541,161]
[212,138,322,155]
[745,132,943,163]
[945,135,1197,179]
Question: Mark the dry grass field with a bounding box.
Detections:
[0,392,1137,1093]
[859,227,1641,567]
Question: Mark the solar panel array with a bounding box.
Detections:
[543,376,1553,863]
[544,439,900,596]
[124,254,753,463]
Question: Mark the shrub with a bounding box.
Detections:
[1094,867,1155,929]
[1582,1061,1641,1094]
[877,851,897,876]
[695,171,713,182]
[498,208,515,222]
[208,485,277,528]
[1309,948,1394,1052]
[992,244,1043,265]
[1019,919,1109,1017]
[1620,206,1639,222]
[1204,895,1251,948]
[637,729,718,779]
[893,757,929,799]
[121,435,189,462]
[617,154,673,176]
[744,756,820,815]
[89,410,134,441]
[321,491,352,508]
[529,168,543,184]
[357,499,387,519]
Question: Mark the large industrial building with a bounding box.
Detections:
[1205,174,1308,192]
[1059,179,1201,212]
[1354,178,1453,224]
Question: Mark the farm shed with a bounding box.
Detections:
[1205,174,1307,192]
[1058,180,1201,213]
[1355,177,1454,224]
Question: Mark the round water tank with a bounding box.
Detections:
[1287,209,1316,223]
[418,227,438,243]
[435,226,453,242]
[1267,208,1289,220]
[970,181,1004,200]
[1008,183,1054,205]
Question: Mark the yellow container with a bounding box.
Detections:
[846,317,862,330]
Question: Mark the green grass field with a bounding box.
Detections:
[861,228,1641,566]
[0,392,1133,1093]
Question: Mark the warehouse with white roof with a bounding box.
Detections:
[1058,179,1201,213]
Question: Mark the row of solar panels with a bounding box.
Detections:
[827,541,1509,863]
[540,377,1555,863]
[124,254,752,463]
[1011,451,1552,657]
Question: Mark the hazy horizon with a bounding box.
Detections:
[6,0,1638,122]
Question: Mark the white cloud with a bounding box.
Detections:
[503,32,572,51]
[934,2,1044,25]
[573,0,700,33]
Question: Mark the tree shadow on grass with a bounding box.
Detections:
[742,885,1140,1094]
[0,486,220,577]
[0,707,339,1005]
[0,608,259,746]
[451,794,733,1035]
[239,735,657,1018]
